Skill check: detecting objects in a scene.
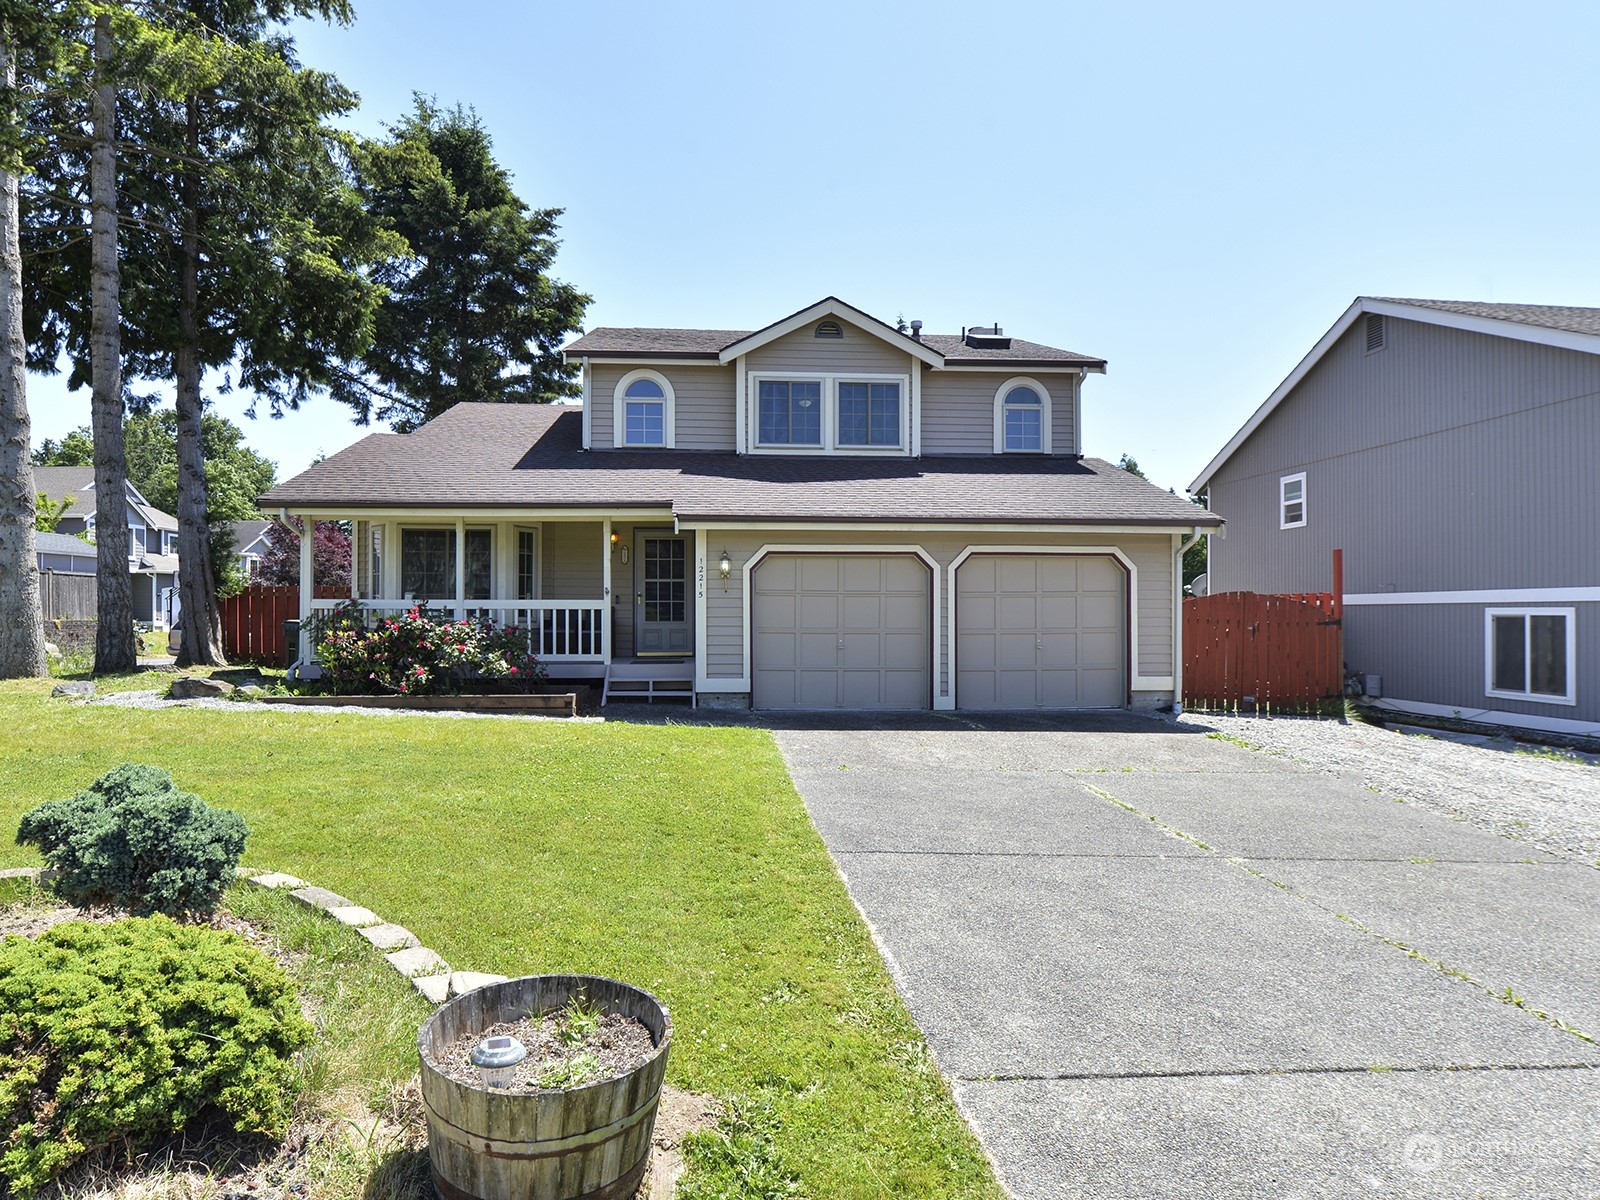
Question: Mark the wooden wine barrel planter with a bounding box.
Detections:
[418,975,672,1200]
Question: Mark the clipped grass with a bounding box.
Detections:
[0,678,1002,1200]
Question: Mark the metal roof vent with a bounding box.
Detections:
[964,323,1011,349]
[1365,313,1386,353]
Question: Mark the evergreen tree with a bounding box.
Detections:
[331,98,590,432]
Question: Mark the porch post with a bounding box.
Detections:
[350,519,360,600]
[454,516,466,619]
[601,518,612,663]
[298,514,314,662]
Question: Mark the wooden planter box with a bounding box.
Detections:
[418,975,672,1200]
[258,692,578,716]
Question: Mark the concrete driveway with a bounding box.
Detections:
[771,713,1600,1199]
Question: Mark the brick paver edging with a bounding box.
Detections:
[0,864,494,1005]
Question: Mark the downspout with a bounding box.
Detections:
[1172,525,1206,716]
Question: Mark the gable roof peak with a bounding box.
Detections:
[716,296,946,367]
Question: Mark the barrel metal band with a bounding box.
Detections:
[422,1089,660,1161]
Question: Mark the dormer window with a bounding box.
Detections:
[814,320,843,339]
[613,369,675,448]
[994,378,1052,453]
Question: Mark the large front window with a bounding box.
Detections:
[401,529,491,601]
[837,382,901,446]
[1487,608,1575,704]
[758,380,822,446]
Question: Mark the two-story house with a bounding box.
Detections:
[1193,297,1600,738]
[263,297,1218,711]
[34,466,182,629]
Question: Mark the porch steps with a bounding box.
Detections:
[601,659,696,707]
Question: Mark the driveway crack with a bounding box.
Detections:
[955,1062,1600,1084]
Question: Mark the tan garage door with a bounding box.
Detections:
[752,554,931,710]
[956,554,1126,709]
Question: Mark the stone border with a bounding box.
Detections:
[239,868,506,1004]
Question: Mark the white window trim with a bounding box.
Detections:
[747,372,911,455]
[993,377,1053,454]
[1279,472,1307,530]
[612,368,676,449]
[1484,607,1577,706]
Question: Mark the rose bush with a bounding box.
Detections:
[309,601,545,695]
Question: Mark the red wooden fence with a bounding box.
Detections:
[220,585,346,665]
[1183,591,1343,712]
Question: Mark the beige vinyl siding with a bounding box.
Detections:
[588,364,736,451]
[540,522,604,599]
[919,368,1079,456]
[699,529,1177,698]
[744,323,911,375]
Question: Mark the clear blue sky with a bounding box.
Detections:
[28,0,1600,495]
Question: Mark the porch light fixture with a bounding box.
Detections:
[469,1034,526,1089]
[610,531,620,546]
[718,550,732,590]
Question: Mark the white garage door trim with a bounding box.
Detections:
[740,544,941,703]
[949,545,1156,709]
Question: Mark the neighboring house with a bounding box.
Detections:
[232,519,275,578]
[35,530,98,574]
[1193,297,1600,738]
[263,296,1219,711]
[34,466,181,629]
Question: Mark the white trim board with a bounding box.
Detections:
[1190,296,1600,493]
[1345,588,1600,606]
[717,296,945,368]
[1366,697,1600,739]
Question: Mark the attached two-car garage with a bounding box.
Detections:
[748,551,1127,711]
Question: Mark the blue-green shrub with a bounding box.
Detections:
[15,764,247,917]
[0,917,312,1197]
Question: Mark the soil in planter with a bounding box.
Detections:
[435,1002,657,1093]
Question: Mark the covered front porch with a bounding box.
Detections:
[283,508,700,687]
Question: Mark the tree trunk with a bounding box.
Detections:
[0,26,48,679]
[90,10,136,673]
[174,91,225,666]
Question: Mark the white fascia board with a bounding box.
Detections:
[717,297,945,367]
[678,520,1221,534]
[1190,296,1600,494]
[1345,587,1600,605]
[1189,299,1365,494]
[283,506,675,521]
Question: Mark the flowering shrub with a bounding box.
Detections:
[309,601,546,695]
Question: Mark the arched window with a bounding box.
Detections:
[613,370,675,447]
[994,377,1052,453]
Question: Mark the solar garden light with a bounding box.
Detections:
[470,1035,527,1089]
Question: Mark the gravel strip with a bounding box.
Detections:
[81,690,600,721]
[1179,710,1600,865]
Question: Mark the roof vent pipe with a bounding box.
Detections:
[909,319,922,339]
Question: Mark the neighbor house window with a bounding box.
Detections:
[837,381,901,447]
[758,380,823,446]
[994,377,1052,453]
[1279,472,1307,529]
[1486,608,1575,705]
[401,529,491,601]
[612,369,675,448]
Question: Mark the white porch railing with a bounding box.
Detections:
[307,598,607,662]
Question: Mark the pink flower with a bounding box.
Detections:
[509,666,519,675]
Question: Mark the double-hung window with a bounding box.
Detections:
[1280,472,1307,529]
[613,370,674,447]
[758,380,823,446]
[401,529,491,601]
[1486,608,1576,705]
[837,381,901,447]
[994,377,1051,453]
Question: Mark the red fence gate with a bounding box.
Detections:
[220,586,345,665]
[1183,591,1343,712]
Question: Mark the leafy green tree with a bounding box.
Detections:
[332,98,590,431]
[34,491,73,532]
[31,429,93,465]
[24,0,383,663]
[1117,452,1146,479]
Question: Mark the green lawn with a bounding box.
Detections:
[0,676,1002,1200]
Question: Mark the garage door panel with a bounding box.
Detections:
[957,554,1126,710]
[753,554,930,710]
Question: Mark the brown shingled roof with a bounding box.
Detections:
[262,403,1218,528]
[1373,297,1600,338]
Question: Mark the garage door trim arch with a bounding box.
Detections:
[740,544,942,697]
[949,545,1139,710]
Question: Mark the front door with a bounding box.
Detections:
[633,531,692,655]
